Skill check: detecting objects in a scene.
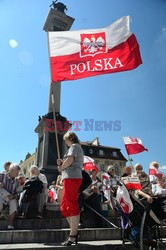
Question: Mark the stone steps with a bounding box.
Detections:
[0,219,165,248]
[0,218,69,230]
[0,240,137,250]
[0,201,165,248]
[0,228,121,244]
[1,240,166,250]
[0,216,119,230]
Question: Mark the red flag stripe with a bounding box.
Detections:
[149,168,157,175]
[125,182,142,190]
[84,163,99,172]
[50,34,142,82]
[125,143,148,155]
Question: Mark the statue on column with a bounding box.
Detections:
[50,1,67,13]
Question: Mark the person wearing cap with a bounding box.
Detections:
[103,165,120,209]
[149,161,162,184]
[132,163,143,177]
[107,165,120,188]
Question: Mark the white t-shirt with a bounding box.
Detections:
[152,184,166,196]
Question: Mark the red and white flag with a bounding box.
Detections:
[101,172,110,180]
[83,155,96,171]
[121,176,142,190]
[149,165,157,176]
[48,16,142,82]
[84,164,99,172]
[123,137,148,155]
[149,165,163,179]
[84,155,94,164]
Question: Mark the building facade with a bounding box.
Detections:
[19,150,37,178]
[20,138,127,178]
[81,137,127,176]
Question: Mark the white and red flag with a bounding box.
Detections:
[123,137,148,155]
[48,16,142,82]
[149,165,157,176]
[83,156,99,171]
[83,156,95,171]
[121,176,142,190]
[101,172,110,180]
[149,165,163,179]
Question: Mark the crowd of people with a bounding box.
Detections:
[0,162,48,229]
[0,132,166,248]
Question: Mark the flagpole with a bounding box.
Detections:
[123,136,133,166]
[128,156,133,166]
[51,92,60,160]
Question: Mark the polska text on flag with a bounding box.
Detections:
[48,16,142,82]
[123,137,148,155]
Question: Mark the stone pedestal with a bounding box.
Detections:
[35,112,71,182]
[35,9,74,183]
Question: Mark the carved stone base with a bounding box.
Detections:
[35,112,71,184]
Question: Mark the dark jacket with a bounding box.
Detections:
[22,176,43,203]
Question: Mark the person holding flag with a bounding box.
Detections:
[102,165,120,211]
[149,161,164,184]
[57,132,83,246]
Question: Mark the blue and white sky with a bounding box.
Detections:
[0,0,166,174]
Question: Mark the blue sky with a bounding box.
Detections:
[0,0,166,174]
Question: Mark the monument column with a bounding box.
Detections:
[35,4,74,183]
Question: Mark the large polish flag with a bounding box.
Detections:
[48,16,142,82]
[123,137,148,155]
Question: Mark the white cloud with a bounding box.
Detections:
[159,166,166,171]
[162,27,166,38]
[9,39,18,48]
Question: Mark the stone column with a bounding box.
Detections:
[35,8,74,183]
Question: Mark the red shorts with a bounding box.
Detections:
[61,178,82,218]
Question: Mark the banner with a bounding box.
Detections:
[48,16,142,82]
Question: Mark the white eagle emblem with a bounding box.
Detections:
[80,32,107,57]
